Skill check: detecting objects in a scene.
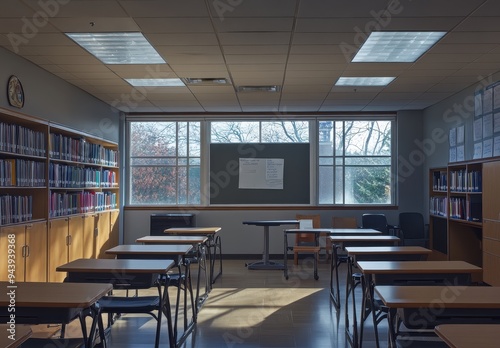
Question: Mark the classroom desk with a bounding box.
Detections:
[375,286,500,347]
[283,228,326,280]
[0,324,31,348]
[56,258,175,348]
[242,220,299,270]
[0,282,112,348]
[434,324,500,348]
[343,247,429,348]
[136,235,210,308]
[329,234,396,312]
[356,260,481,348]
[105,244,196,346]
[165,227,222,285]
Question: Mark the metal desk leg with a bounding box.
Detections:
[247,226,285,270]
[284,231,289,279]
[345,256,360,348]
[207,234,223,284]
[195,242,210,310]
[330,245,341,311]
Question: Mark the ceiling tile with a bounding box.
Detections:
[213,18,294,32]
[119,0,210,17]
[218,33,291,45]
[134,18,214,33]
[207,0,297,18]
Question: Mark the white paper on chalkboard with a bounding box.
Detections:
[239,158,284,190]
[494,136,500,157]
[483,113,493,138]
[457,145,465,162]
[474,118,483,141]
[483,87,493,114]
[483,138,493,158]
[449,147,457,162]
[494,84,500,110]
[449,128,457,147]
[475,92,483,117]
[473,142,482,159]
[457,125,465,144]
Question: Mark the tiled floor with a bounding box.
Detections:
[37,257,391,347]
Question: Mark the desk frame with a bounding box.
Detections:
[243,220,298,270]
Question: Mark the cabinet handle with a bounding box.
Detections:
[66,235,72,246]
[24,245,30,258]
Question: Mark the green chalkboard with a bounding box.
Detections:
[209,143,310,204]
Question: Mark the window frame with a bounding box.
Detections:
[124,115,397,207]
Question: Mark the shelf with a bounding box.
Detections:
[430,214,448,219]
[448,218,482,227]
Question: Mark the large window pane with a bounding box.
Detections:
[129,121,200,205]
[211,121,259,143]
[261,121,309,142]
[318,119,393,205]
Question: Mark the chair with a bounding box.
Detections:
[332,216,358,229]
[294,214,322,265]
[362,213,394,235]
[398,212,429,247]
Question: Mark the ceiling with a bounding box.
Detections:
[1,0,500,114]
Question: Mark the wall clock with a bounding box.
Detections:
[7,75,24,108]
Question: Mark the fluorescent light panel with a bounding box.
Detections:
[237,85,281,92]
[352,31,446,63]
[125,78,185,87]
[335,77,395,86]
[65,32,165,64]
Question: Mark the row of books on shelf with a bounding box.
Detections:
[49,163,117,188]
[49,191,117,217]
[0,122,46,157]
[0,195,32,225]
[449,170,482,192]
[429,196,482,222]
[432,171,447,191]
[49,133,118,166]
[0,159,46,187]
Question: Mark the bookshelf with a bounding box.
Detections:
[429,161,483,281]
[0,108,120,282]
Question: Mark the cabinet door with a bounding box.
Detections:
[25,221,47,282]
[48,218,69,282]
[82,214,97,258]
[483,161,500,220]
[0,225,26,282]
[483,219,500,286]
[109,210,119,249]
[95,212,111,259]
[68,216,83,262]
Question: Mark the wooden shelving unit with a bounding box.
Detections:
[0,108,120,282]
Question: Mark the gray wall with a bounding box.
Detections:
[0,47,120,142]
[423,72,500,212]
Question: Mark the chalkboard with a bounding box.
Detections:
[209,143,310,204]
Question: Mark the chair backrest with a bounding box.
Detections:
[295,214,321,243]
[361,214,389,234]
[398,212,425,239]
[332,216,357,228]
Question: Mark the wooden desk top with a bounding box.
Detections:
[0,282,112,308]
[346,246,432,255]
[106,244,193,255]
[56,258,175,274]
[164,227,221,234]
[136,235,208,244]
[375,285,500,309]
[357,260,481,274]
[0,325,32,348]
[329,235,400,242]
[435,324,500,348]
[242,220,299,226]
[285,228,380,234]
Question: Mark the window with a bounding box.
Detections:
[128,121,200,205]
[211,120,309,143]
[318,120,393,205]
[126,117,395,206]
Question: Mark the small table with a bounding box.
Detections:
[0,325,31,348]
[435,324,500,348]
[165,227,222,285]
[105,244,196,346]
[56,259,174,348]
[344,247,430,348]
[137,235,210,308]
[375,285,500,347]
[242,220,299,270]
[283,228,327,280]
[329,233,395,312]
[0,282,112,348]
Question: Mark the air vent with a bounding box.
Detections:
[237,85,281,93]
[182,78,229,85]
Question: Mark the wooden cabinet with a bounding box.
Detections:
[82,214,97,258]
[482,161,500,285]
[95,211,120,259]
[0,221,47,282]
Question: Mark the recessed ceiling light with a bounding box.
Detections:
[335,77,395,86]
[125,78,185,87]
[237,85,281,92]
[182,78,230,85]
[352,31,446,63]
[65,32,165,64]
